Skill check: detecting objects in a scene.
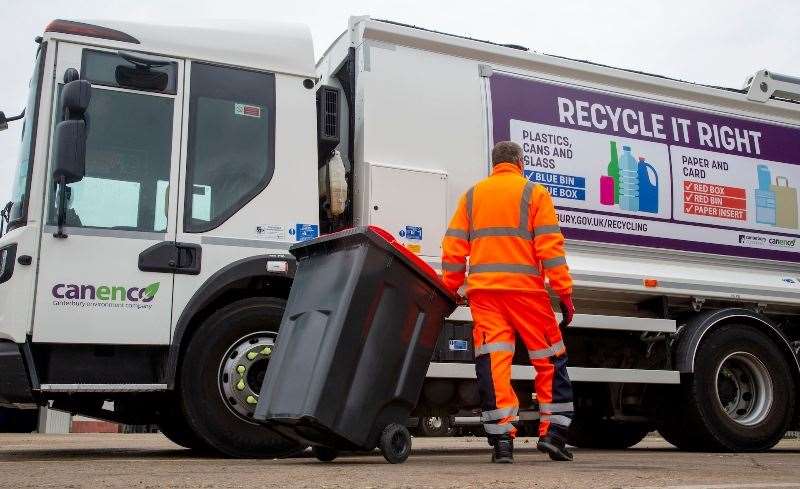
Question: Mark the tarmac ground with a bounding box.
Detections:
[1,433,799,488]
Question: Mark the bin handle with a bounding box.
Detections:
[776,176,789,187]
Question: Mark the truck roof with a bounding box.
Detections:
[373,19,746,95]
[359,18,798,110]
[44,19,316,78]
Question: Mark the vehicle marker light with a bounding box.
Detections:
[45,20,140,44]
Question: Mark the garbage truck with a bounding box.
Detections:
[1,15,800,456]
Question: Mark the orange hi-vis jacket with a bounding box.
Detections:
[441,162,573,296]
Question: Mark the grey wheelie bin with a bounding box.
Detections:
[254,226,458,463]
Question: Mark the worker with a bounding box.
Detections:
[441,141,576,463]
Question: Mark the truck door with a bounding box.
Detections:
[32,43,184,344]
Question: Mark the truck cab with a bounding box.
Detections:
[0,19,324,456]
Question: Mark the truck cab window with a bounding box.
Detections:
[8,44,46,229]
[82,49,177,94]
[48,87,173,232]
[184,63,276,232]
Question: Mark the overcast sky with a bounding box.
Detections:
[1,0,798,209]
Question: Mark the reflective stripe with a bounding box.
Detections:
[539,402,574,413]
[469,263,540,275]
[518,410,540,421]
[444,228,469,240]
[483,422,516,435]
[441,262,466,272]
[518,181,534,235]
[541,414,572,427]
[481,406,519,422]
[465,187,474,239]
[533,224,561,237]
[542,256,567,269]
[528,340,566,360]
[471,227,530,239]
[474,341,515,357]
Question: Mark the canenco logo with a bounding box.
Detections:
[51,282,160,303]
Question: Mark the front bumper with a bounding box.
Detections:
[0,342,35,407]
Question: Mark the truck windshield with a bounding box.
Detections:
[8,44,46,230]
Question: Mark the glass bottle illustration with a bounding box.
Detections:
[607,141,620,204]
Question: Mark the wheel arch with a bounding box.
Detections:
[165,255,295,388]
[673,307,800,427]
[674,308,799,373]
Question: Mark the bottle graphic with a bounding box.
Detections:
[619,145,639,211]
[607,141,620,204]
[637,157,658,213]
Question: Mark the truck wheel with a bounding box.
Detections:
[568,417,649,449]
[416,416,451,437]
[179,297,303,458]
[661,324,794,451]
[158,401,211,451]
[159,415,210,451]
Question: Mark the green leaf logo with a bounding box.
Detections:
[143,282,160,299]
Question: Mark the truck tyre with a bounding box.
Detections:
[568,418,649,449]
[159,416,210,451]
[179,297,303,458]
[415,416,451,437]
[158,402,211,451]
[660,324,794,451]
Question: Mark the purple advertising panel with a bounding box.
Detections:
[489,72,800,262]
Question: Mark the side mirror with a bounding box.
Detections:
[53,79,91,185]
[52,79,91,239]
[52,119,87,184]
[61,79,91,117]
[0,110,25,132]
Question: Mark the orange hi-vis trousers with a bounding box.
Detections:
[470,290,574,441]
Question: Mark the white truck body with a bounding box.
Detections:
[0,15,798,453]
[318,18,800,308]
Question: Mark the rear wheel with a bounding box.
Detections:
[415,416,451,437]
[568,417,649,449]
[658,324,794,451]
[179,297,303,458]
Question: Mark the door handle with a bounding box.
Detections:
[139,242,202,275]
[176,243,201,274]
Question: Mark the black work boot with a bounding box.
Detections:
[537,434,573,462]
[489,435,514,463]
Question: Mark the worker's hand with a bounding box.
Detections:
[558,293,575,328]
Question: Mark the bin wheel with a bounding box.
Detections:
[379,423,412,464]
[312,446,339,462]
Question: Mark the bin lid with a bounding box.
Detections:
[289,226,458,304]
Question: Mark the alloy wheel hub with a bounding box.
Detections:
[219,333,276,422]
[715,352,773,426]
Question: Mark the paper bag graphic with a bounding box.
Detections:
[771,176,798,229]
